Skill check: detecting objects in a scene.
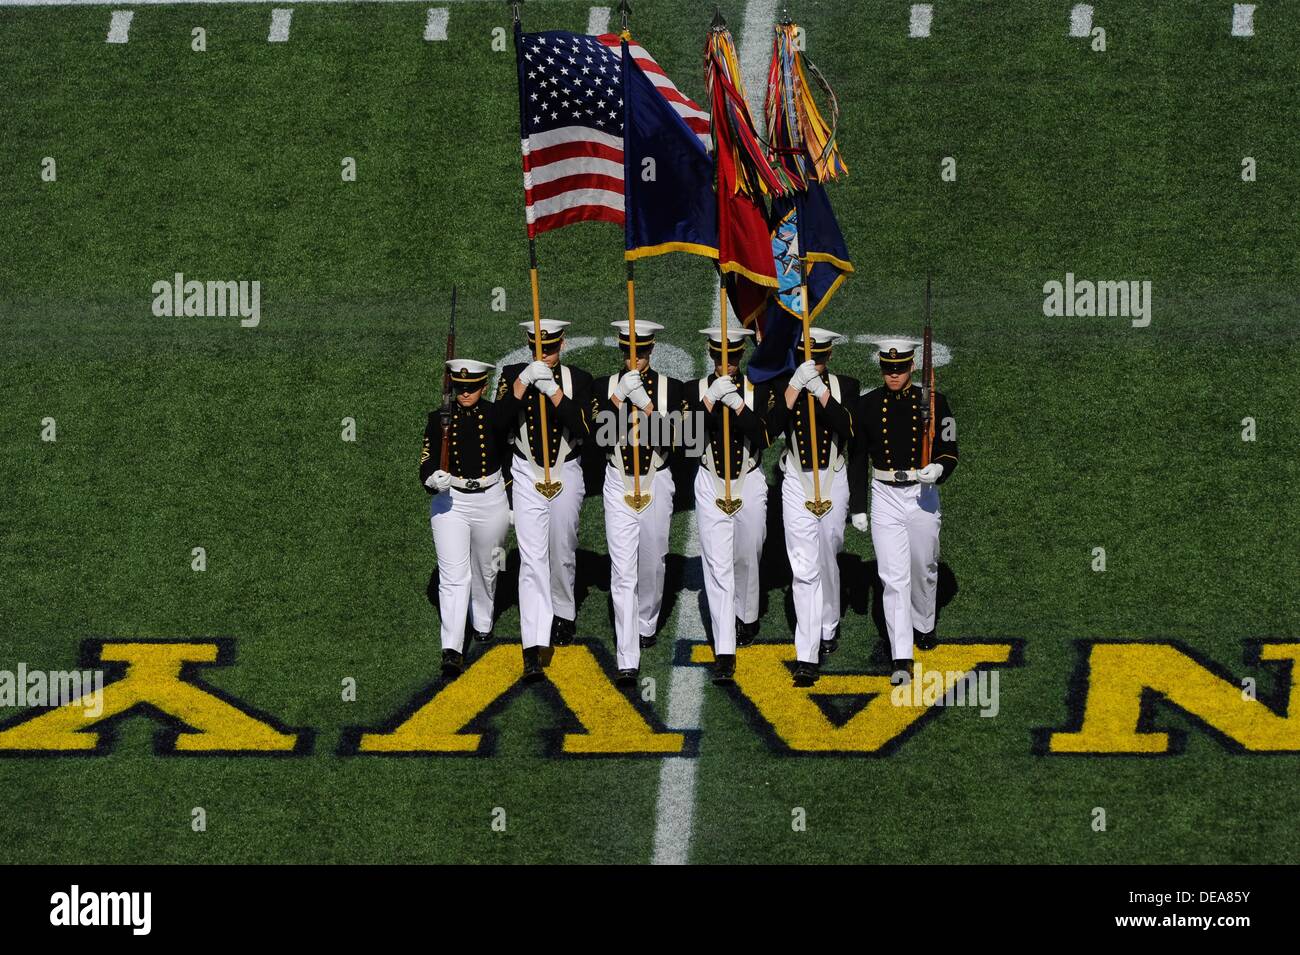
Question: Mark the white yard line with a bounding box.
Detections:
[909,3,932,38]
[105,8,132,41]
[424,6,448,40]
[4,0,528,6]
[585,5,609,36]
[268,6,292,41]
[1231,4,1255,37]
[737,0,777,136]
[1069,3,1093,37]
[650,0,775,868]
[649,517,707,866]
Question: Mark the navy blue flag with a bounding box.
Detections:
[622,37,718,262]
[747,180,854,382]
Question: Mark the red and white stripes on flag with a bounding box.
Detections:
[518,31,711,238]
[600,34,711,149]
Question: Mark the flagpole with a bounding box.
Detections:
[777,16,828,517]
[712,17,734,513]
[513,0,560,499]
[625,260,647,510]
[798,250,827,516]
[619,4,648,512]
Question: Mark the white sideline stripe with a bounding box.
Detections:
[424,7,447,41]
[648,272,721,867]
[268,7,291,41]
[105,9,131,41]
[1069,3,1093,37]
[1231,4,1255,37]
[738,0,776,137]
[909,3,932,38]
[6,0,524,5]
[585,5,609,36]
[651,461,707,866]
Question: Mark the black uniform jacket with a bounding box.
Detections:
[852,384,959,486]
[765,370,865,513]
[496,362,594,505]
[681,370,770,477]
[590,367,687,475]
[419,397,513,493]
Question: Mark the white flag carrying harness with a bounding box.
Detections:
[781,373,845,503]
[515,365,575,486]
[607,371,670,501]
[698,376,757,502]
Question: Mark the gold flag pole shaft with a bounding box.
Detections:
[717,276,739,514]
[799,255,829,517]
[528,241,561,499]
[722,276,733,504]
[625,262,649,511]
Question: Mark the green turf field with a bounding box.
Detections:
[2,0,1297,864]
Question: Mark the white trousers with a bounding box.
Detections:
[870,480,941,660]
[695,464,767,655]
[430,482,510,653]
[603,462,674,670]
[513,456,585,649]
[782,465,849,663]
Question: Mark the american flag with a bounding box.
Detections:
[516,28,711,238]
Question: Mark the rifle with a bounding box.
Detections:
[439,286,458,472]
[920,276,935,467]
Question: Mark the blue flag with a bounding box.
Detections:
[622,38,718,261]
[748,181,854,382]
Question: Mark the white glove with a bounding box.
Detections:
[535,377,560,397]
[851,513,868,532]
[613,370,643,401]
[519,360,552,387]
[508,510,514,526]
[804,374,827,398]
[789,360,819,390]
[917,463,943,484]
[721,391,744,412]
[705,375,736,403]
[426,469,452,492]
[626,386,652,411]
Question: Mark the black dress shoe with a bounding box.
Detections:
[522,646,544,682]
[820,629,840,657]
[913,628,937,651]
[615,668,639,688]
[473,628,494,643]
[793,662,820,687]
[441,649,465,679]
[735,619,757,648]
[712,654,736,685]
[639,634,657,649]
[890,659,913,686]
[551,617,576,646]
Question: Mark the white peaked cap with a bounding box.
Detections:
[699,326,756,344]
[519,319,571,335]
[799,326,844,345]
[610,320,665,337]
[446,359,494,378]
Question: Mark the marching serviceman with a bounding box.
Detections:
[852,340,958,684]
[685,326,769,685]
[765,328,863,687]
[497,320,593,680]
[591,320,684,687]
[421,359,513,680]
